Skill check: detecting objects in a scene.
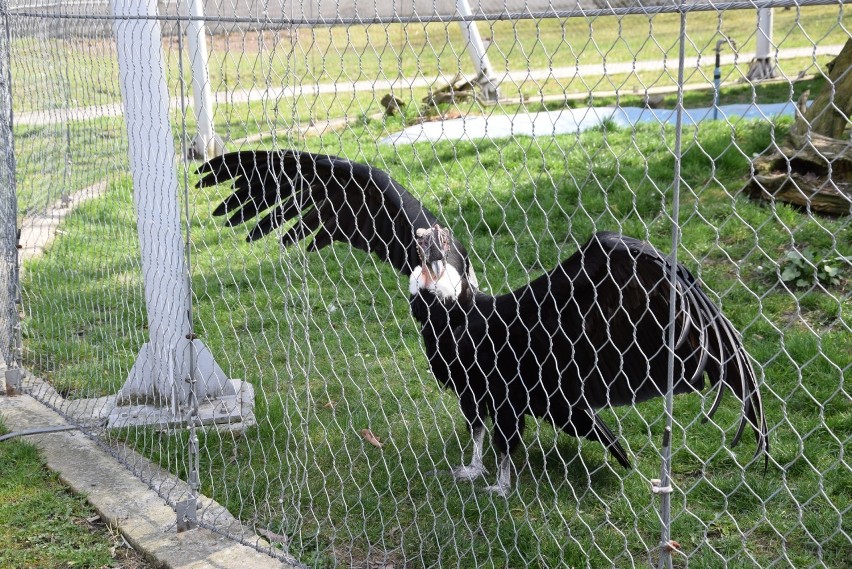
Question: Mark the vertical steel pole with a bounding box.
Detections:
[747,8,776,80]
[176,21,200,532]
[109,0,233,408]
[657,2,687,568]
[713,40,723,121]
[0,0,23,394]
[110,0,192,404]
[755,8,774,65]
[713,38,736,122]
[455,0,501,101]
[186,0,220,159]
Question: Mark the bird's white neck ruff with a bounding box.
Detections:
[409,264,464,301]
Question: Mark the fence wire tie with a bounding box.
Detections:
[650,478,674,495]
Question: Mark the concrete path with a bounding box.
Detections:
[18,181,109,262]
[14,45,841,127]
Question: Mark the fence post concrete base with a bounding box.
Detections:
[107,377,255,430]
[117,338,234,405]
[111,339,255,429]
[746,57,778,81]
[4,367,22,396]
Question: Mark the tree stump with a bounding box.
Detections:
[743,40,852,216]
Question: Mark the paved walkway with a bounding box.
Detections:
[14,45,841,127]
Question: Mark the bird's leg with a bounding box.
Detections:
[485,406,523,497]
[451,424,486,481]
[485,453,512,497]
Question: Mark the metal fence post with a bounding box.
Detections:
[107,0,236,410]
[176,17,199,533]
[0,0,23,395]
[186,0,222,159]
[656,2,688,568]
[455,0,502,101]
[747,7,777,80]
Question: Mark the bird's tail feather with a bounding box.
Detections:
[586,410,632,469]
[681,274,769,464]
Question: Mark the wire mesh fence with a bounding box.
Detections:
[1,0,849,567]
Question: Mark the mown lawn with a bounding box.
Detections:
[0,419,150,568]
[9,5,845,214]
[9,5,846,110]
[19,112,851,567]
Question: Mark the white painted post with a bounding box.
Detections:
[186,0,221,159]
[455,0,501,101]
[747,8,776,81]
[109,0,236,413]
[756,8,774,62]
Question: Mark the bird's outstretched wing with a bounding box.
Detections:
[502,232,768,459]
[197,150,467,275]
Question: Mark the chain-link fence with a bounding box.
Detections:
[1,0,849,567]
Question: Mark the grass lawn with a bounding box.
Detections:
[8,5,846,112]
[13,116,128,216]
[0,419,151,568]
[8,5,845,213]
[18,111,851,567]
[7,67,830,217]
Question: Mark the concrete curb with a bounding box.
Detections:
[0,391,302,569]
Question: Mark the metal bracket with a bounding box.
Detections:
[4,367,21,396]
[175,498,198,532]
[650,478,674,495]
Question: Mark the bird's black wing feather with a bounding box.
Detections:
[196,149,454,274]
[499,231,768,458]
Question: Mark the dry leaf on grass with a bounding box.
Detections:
[257,527,290,545]
[360,429,383,448]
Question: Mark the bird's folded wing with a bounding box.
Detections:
[502,232,767,455]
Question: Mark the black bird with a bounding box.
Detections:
[197,149,769,496]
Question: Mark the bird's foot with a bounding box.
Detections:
[451,464,486,481]
[484,481,510,498]
[484,454,512,497]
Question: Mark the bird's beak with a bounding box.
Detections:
[416,224,449,283]
[431,260,446,281]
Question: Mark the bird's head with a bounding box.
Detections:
[409,224,478,305]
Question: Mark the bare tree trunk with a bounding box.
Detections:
[793,41,852,140]
[744,39,852,215]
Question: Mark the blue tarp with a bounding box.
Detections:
[379,102,799,146]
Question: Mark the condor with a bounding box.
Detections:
[197,150,769,496]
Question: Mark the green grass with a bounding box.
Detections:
[0,419,148,568]
[19,114,851,567]
[9,6,845,213]
[7,62,829,217]
[9,6,847,113]
[13,116,128,216]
